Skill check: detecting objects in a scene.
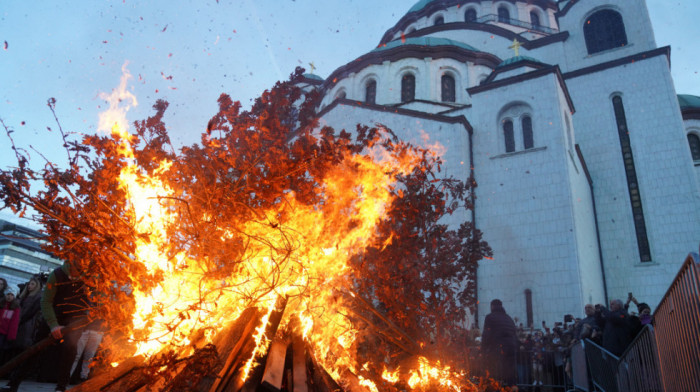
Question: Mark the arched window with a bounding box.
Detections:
[441,74,456,102]
[498,6,510,23]
[499,104,534,153]
[406,27,416,34]
[522,116,534,149]
[335,90,346,100]
[465,9,477,22]
[401,74,415,103]
[530,11,540,28]
[689,133,700,161]
[584,9,628,54]
[434,16,444,26]
[365,80,376,104]
[503,119,515,152]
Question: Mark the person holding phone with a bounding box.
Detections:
[595,299,633,356]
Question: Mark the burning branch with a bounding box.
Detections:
[0,67,492,391]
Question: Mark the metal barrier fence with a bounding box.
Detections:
[616,325,663,392]
[651,252,700,392]
[467,253,699,391]
[569,341,589,392]
[583,339,619,392]
[515,348,571,391]
[466,345,572,390]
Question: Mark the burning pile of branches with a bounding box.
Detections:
[0,67,494,391]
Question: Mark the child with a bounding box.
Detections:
[0,290,21,350]
[531,330,546,386]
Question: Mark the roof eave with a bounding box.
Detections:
[321,44,501,92]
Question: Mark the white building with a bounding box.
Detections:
[0,219,62,291]
[305,0,700,326]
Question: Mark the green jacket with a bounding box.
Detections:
[41,262,85,329]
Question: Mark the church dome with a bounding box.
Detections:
[678,94,700,110]
[372,36,480,53]
[496,55,545,69]
[381,0,559,46]
[405,0,557,16]
[302,73,324,81]
[407,0,436,14]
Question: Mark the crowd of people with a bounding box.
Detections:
[0,276,44,365]
[0,261,104,392]
[475,295,653,390]
[0,262,659,392]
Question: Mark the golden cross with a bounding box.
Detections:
[309,62,316,74]
[508,38,522,57]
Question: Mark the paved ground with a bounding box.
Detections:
[0,380,75,391]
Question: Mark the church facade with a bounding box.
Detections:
[303,0,700,326]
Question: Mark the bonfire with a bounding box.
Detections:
[0,67,496,391]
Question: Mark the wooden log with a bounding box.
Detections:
[68,355,145,392]
[346,307,417,356]
[259,339,289,391]
[346,289,422,355]
[0,318,87,379]
[71,297,300,392]
[98,342,216,392]
[223,337,258,392]
[235,295,289,392]
[285,369,293,392]
[339,369,371,392]
[77,310,255,392]
[291,333,308,392]
[134,327,214,392]
[307,348,342,392]
[207,308,263,392]
[0,334,55,380]
[100,330,211,392]
[104,307,260,392]
[134,361,188,392]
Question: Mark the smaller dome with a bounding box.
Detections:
[496,55,545,69]
[302,73,324,81]
[678,94,700,110]
[373,36,480,53]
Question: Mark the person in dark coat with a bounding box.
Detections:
[1,277,44,388]
[0,278,8,309]
[481,299,518,386]
[2,261,87,392]
[0,278,7,298]
[596,299,633,357]
[14,276,43,351]
[573,304,601,343]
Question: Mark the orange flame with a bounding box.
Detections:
[407,357,465,391]
[99,65,475,391]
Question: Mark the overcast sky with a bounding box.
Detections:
[1,0,699,225]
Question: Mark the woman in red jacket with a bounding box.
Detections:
[0,289,21,349]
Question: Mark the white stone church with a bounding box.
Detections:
[300,0,700,327]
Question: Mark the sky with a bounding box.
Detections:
[1,0,699,225]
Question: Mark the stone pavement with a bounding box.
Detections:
[0,380,75,391]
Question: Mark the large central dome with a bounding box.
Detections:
[407,0,436,13]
